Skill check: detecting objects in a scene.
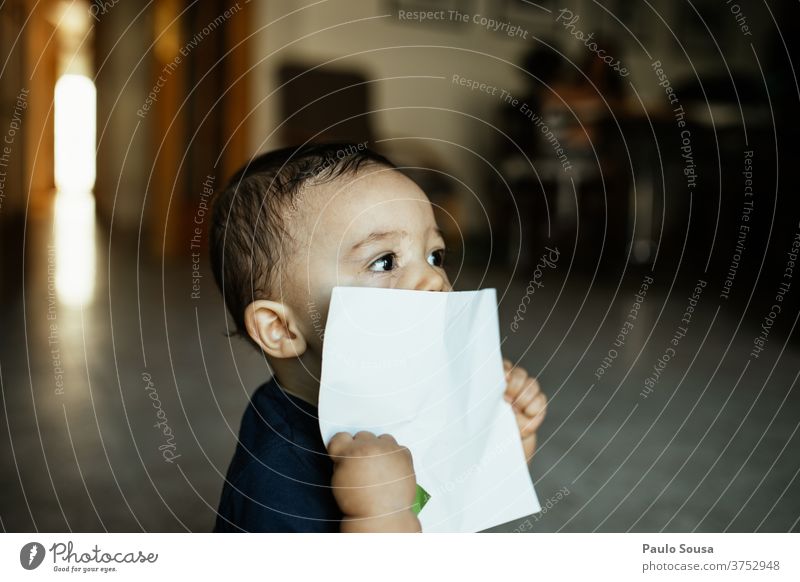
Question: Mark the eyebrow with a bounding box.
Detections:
[347,226,445,254]
[349,230,407,253]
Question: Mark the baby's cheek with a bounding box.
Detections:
[302,312,327,352]
[442,274,453,291]
[348,272,399,290]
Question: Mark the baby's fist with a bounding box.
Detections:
[327,431,420,532]
[503,359,547,460]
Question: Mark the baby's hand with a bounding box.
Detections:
[503,359,548,461]
[327,431,421,532]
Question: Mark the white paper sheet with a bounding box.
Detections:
[319,287,541,532]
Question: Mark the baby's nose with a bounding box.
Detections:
[412,263,449,292]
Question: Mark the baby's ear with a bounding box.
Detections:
[244,300,307,358]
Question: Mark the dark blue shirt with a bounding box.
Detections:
[214,377,342,532]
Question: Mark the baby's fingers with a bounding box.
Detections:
[327,431,354,458]
[525,390,547,418]
[507,376,541,411]
[518,393,547,438]
[503,365,529,399]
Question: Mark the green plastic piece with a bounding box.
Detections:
[411,484,431,515]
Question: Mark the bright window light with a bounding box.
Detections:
[54,190,96,307]
[54,74,96,192]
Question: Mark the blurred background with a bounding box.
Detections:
[1,0,799,532]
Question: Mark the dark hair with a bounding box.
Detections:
[210,142,396,347]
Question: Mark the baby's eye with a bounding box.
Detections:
[428,249,445,268]
[368,253,396,272]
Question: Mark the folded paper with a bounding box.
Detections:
[319,287,541,532]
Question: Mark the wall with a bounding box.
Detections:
[95,2,154,232]
[246,0,771,234]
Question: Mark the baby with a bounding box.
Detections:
[210,143,547,532]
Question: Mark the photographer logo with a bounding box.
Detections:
[20,542,46,570]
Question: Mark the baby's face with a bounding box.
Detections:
[282,166,452,348]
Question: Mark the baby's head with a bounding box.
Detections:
[210,143,451,369]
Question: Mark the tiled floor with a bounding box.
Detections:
[1,214,798,532]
